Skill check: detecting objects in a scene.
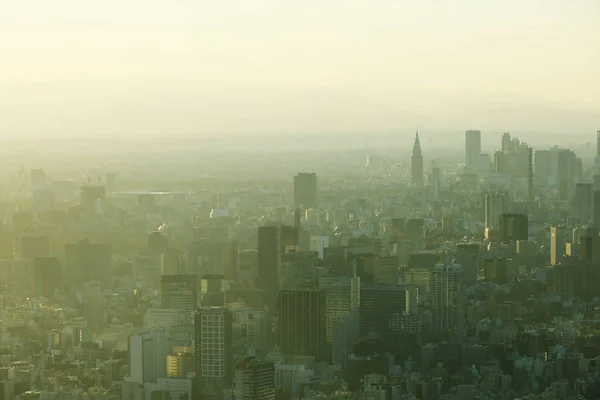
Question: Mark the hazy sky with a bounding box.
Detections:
[1,1,599,137]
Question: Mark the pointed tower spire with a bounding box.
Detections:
[411,128,424,187]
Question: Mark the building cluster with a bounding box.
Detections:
[1,130,600,399]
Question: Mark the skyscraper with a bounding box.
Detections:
[431,263,465,339]
[257,225,299,290]
[160,274,198,324]
[573,183,593,223]
[294,172,318,210]
[411,131,424,187]
[550,226,565,266]
[277,289,326,360]
[499,213,528,244]
[318,274,360,343]
[129,328,168,384]
[359,284,407,338]
[194,307,233,400]
[465,130,481,173]
[33,256,62,298]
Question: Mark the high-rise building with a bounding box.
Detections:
[550,227,566,266]
[65,239,112,288]
[80,185,106,215]
[293,173,318,210]
[359,284,407,338]
[499,213,528,244]
[32,256,61,298]
[318,274,360,343]
[234,358,275,400]
[160,274,198,324]
[595,191,600,231]
[13,234,50,261]
[465,130,481,173]
[129,328,168,384]
[411,131,424,187]
[484,192,509,230]
[194,307,233,400]
[200,274,226,307]
[431,264,465,339]
[257,225,299,290]
[277,289,326,360]
[573,183,593,223]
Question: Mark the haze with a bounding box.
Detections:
[2,0,599,139]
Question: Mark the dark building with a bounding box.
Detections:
[257,225,299,290]
[277,289,326,360]
[594,191,600,231]
[359,284,407,338]
[65,239,112,288]
[499,213,528,244]
[148,231,169,253]
[33,256,62,298]
[201,274,226,307]
[411,131,424,187]
[573,183,593,223]
[482,257,509,285]
[194,307,234,400]
[234,358,275,400]
[579,226,600,263]
[293,172,318,210]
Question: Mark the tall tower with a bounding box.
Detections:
[411,130,424,187]
[465,130,481,173]
[431,263,465,339]
[550,226,565,266]
[597,130,600,158]
[293,173,318,211]
[194,307,234,400]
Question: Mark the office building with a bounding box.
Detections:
[431,264,465,339]
[32,256,61,298]
[294,173,318,210]
[65,239,112,288]
[257,225,299,290]
[484,192,509,230]
[13,235,50,261]
[318,274,360,343]
[129,328,168,384]
[160,274,198,324]
[594,191,600,231]
[573,183,593,223]
[465,130,481,173]
[234,358,275,400]
[359,284,407,338]
[550,227,566,266]
[194,307,234,400]
[167,347,194,379]
[277,289,326,360]
[499,213,528,244]
[411,131,424,187]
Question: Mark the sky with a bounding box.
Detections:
[1,0,599,138]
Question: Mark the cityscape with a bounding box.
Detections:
[3,1,600,399]
[1,128,600,400]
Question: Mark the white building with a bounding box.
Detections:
[129,328,168,384]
